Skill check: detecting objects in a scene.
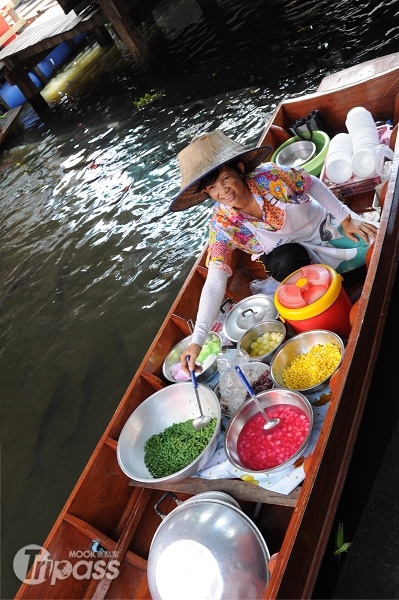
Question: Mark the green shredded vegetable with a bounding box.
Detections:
[144,418,217,478]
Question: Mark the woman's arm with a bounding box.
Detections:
[309,175,378,243]
[309,175,350,221]
[181,266,229,374]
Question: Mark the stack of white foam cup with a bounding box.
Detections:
[325,132,353,184]
[345,106,379,178]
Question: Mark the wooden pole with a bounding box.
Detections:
[5,62,52,117]
[96,0,153,72]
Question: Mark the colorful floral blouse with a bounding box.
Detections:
[206,164,313,275]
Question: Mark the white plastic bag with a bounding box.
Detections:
[374,144,394,181]
[249,277,280,296]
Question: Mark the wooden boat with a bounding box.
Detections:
[15,52,399,599]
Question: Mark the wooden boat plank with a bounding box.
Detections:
[317,52,399,92]
[81,486,153,600]
[129,477,301,507]
[139,370,166,391]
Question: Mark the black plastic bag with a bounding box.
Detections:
[288,110,327,140]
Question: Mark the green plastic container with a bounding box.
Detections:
[272,130,330,176]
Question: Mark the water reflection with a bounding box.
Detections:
[1,0,399,596]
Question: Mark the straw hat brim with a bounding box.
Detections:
[169,143,273,212]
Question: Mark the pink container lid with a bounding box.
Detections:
[276,265,332,309]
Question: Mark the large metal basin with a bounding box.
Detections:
[117,383,221,484]
[148,496,270,599]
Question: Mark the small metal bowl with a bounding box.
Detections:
[224,388,313,475]
[162,331,222,383]
[270,329,344,396]
[276,140,316,167]
[237,320,286,364]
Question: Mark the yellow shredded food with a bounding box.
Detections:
[282,342,341,389]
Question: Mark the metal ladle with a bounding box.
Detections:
[235,366,280,430]
[187,356,213,430]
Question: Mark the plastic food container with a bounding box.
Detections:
[271,131,330,176]
[274,264,352,339]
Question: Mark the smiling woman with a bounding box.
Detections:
[171,130,377,377]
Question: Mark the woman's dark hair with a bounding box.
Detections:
[198,159,241,191]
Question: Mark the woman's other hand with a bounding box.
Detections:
[181,343,203,376]
[340,215,378,243]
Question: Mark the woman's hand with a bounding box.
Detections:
[340,214,378,243]
[180,343,203,377]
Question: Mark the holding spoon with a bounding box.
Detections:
[187,357,213,430]
[235,366,280,430]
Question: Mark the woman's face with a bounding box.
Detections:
[202,164,249,209]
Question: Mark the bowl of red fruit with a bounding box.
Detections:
[224,387,313,474]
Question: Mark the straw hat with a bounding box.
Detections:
[169,130,273,211]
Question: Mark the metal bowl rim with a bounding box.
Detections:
[223,294,279,342]
[149,497,270,560]
[269,329,344,392]
[117,382,222,483]
[237,319,287,360]
[276,140,317,166]
[162,331,223,383]
[224,389,314,474]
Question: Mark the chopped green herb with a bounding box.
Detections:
[144,418,217,478]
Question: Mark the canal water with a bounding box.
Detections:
[1,0,398,597]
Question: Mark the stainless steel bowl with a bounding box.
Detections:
[276,140,317,167]
[148,497,270,599]
[117,383,221,484]
[224,388,313,475]
[162,332,222,383]
[270,329,344,395]
[184,491,241,509]
[237,319,286,364]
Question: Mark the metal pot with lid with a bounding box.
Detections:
[223,294,279,343]
[148,492,270,600]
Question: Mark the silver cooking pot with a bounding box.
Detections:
[148,492,270,600]
[223,294,279,343]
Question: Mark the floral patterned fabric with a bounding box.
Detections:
[205,164,314,275]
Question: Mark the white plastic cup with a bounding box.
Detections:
[346,108,379,150]
[325,152,353,184]
[346,106,369,118]
[329,133,353,155]
[346,106,375,129]
[351,148,376,178]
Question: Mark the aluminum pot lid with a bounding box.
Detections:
[148,498,270,600]
[223,294,278,342]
